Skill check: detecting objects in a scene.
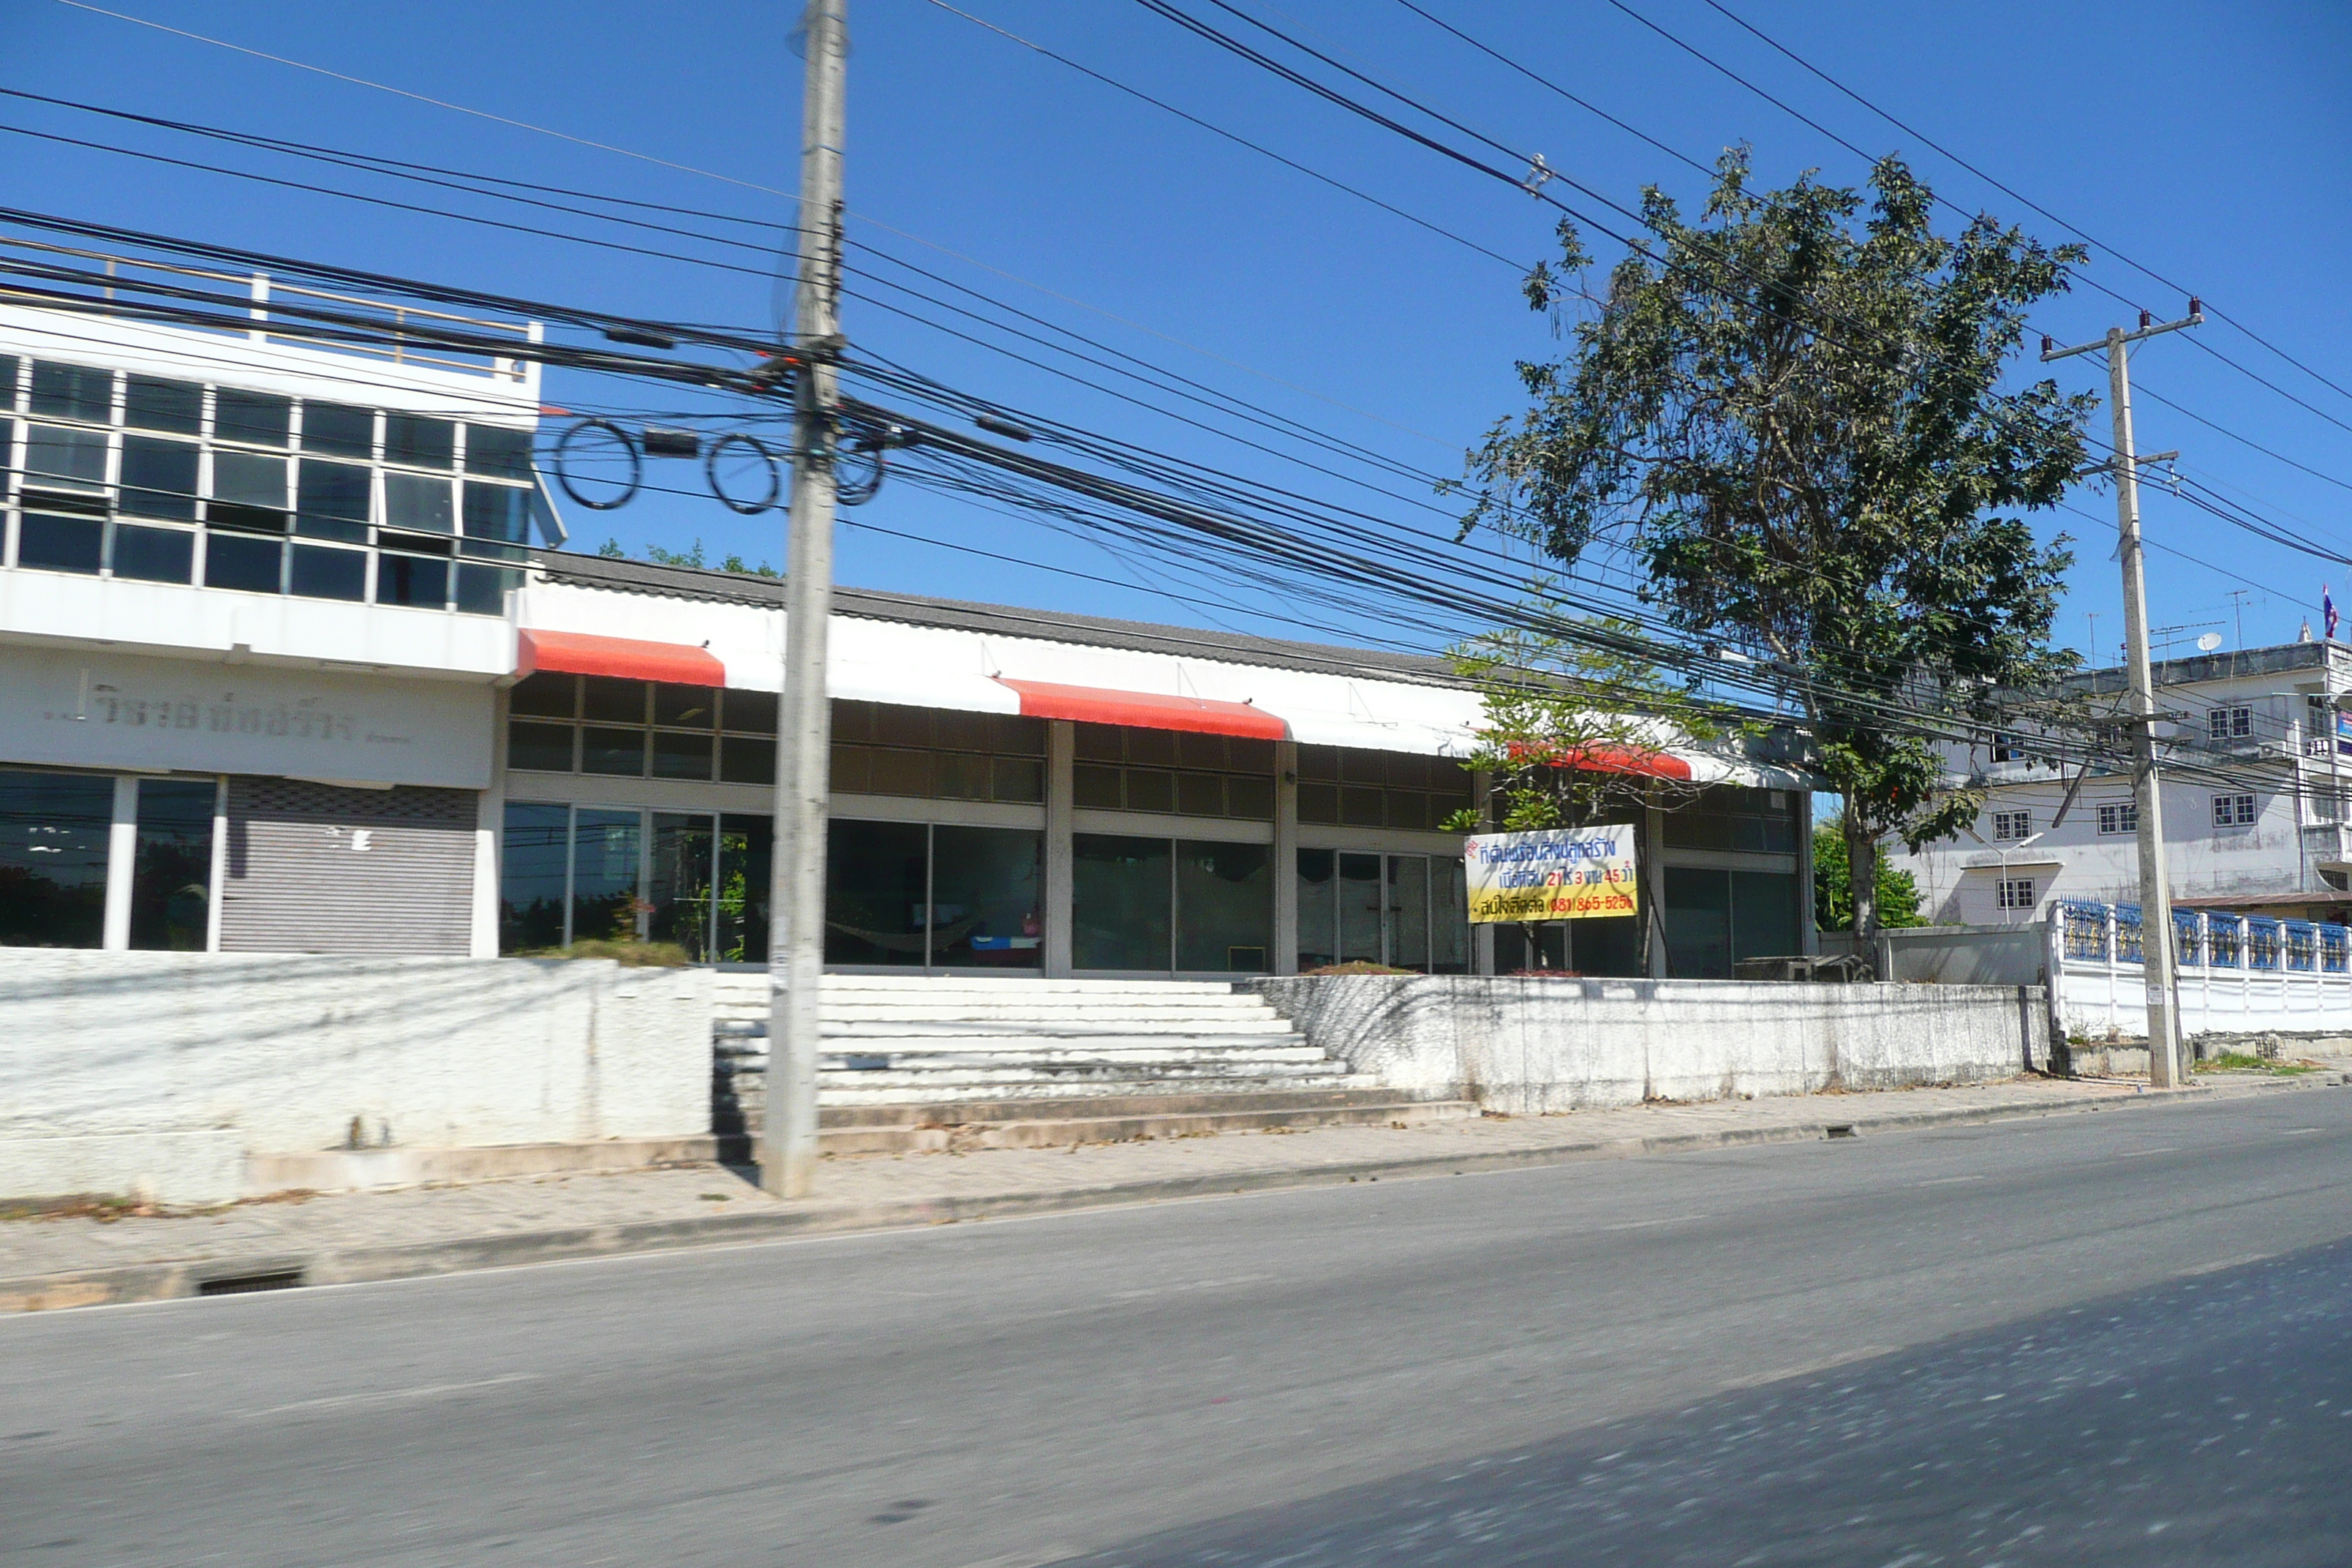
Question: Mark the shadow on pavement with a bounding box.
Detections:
[1055,1239,2352,1567]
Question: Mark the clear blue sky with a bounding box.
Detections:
[6,0,2348,665]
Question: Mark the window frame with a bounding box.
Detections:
[3,358,532,614]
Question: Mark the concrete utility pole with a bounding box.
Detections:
[764,0,848,1199]
[2043,303,2202,1088]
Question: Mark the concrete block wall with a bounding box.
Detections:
[1252,976,2047,1115]
[0,951,712,1206]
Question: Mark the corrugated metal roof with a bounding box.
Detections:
[536,550,1469,687]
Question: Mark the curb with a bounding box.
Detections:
[0,1078,2329,1314]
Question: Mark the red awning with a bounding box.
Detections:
[1504,740,1696,783]
[518,629,726,687]
[994,678,1288,740]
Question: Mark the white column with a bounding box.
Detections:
[1042,720,1074,977]
[470,690,509,959]
[1471,769,1496,976]
[470,787,504,958]
[1643,790,1669,978]
[204,776,227,953]
[102,775,137,951]
[1272,737,1298,975]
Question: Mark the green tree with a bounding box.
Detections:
[1458,151,2090,948]
[1812,815,1924,931]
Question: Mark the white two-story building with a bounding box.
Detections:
[1891,639,2352,927]
[0,244,1821,979]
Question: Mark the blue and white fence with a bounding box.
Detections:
[2055,900,2352,1039]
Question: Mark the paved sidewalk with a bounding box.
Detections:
[4,1071,2340,1313]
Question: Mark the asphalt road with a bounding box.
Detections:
[5,1086,2351,1568]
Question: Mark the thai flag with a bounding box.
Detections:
[2328,585,2340,642]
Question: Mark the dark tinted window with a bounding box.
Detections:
[214,388,291,447]
[112,524,195,584]
[0,354,18,407]
[296,459,372,526]
[508,672,577,717]
[203,532,282,592]
[384,412,456,469]
[120,435,199,519]
[377,553,448,608]
[124,375,203,434]
[464,423,534,478]
[383,472,453,532]
[461,481,532,544]
[29,362,112,422]
[17,513,104,573]
[301,402,374,457]
[290,544,367,601]
[455,562,517,616]
[212,451,286,509]
[23,424,109,489]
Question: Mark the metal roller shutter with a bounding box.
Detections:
[220,777,477,954]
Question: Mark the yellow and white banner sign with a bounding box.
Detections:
[1464,827,1639,923]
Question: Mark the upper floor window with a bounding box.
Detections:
[2208,705,2253,741]
[1295,745,1471,832]
[1991,809,2033,842]
[1659,784,1799,853]
[2096,802,2137,836]
[1989,734,2024,763]
[508,672,781,786]
[1076,723,1273,821]
[835,701,1047,805]
[2212,793,2258,828]
[1,356,538,615]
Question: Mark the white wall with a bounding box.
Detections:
[1893,773,2307,926]
[0,951,711,1205]
[0,644,497,788]
[1255,975,2044,1114]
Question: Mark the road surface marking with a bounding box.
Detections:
[237,1372,540,1418]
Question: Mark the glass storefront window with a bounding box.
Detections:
[825,818,929,967]
[129,778,215,950]
[505,802,770,959]
[1386,855,1429,972]
[1296,849,1335,970]
[1660,866,1801,978]
[1431,857,1469,973]
[931,825,1042,968]
[0,769,113,949]
[1175,840,1270,972]
[1338,852,1383,963]
[570,808,642,945]
[1296,848,1470,974]
[1073,833,1172,972]
[649,813,718,962]
[715,813,770,964]
[499,802,569,952]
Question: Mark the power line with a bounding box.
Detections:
[47,0,801,203]
[1681,0,2352,417]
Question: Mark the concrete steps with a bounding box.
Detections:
[815,1089,1474,1155]
[708,970,1447,1154]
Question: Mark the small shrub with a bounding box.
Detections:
[520,938,690,968]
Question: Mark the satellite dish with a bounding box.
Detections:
[2197,633,2224,652]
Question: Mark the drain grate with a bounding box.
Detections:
[1824,1124,1858,1139]
[197,1269,305,1297]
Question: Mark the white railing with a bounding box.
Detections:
[2054,899,2352,1039]
[0,235,537,384]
